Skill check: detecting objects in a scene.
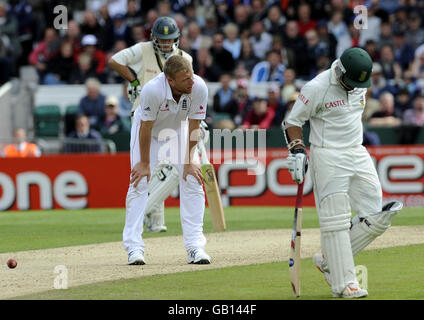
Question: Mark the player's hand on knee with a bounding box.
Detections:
[287,149,308,184]
[131,162,150,187]
[183,163,204,185]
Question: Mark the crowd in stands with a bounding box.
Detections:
[1,0,424,148]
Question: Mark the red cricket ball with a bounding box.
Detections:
[7,259,17,269]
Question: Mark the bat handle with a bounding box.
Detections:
[295,182,304,209]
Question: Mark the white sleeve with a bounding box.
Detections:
[188,77,208,120]
[139,84,160,121]
[285,82,318,128]
[111,43,142,67]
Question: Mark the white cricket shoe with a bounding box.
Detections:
[335,282,368,299]
[128,250,145,265]
[187,248,211,264]
[313,253,331,286]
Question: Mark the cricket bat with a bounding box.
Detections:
[198,140,226,231]
[289,182,304,298]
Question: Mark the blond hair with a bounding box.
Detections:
[164,55,192,79]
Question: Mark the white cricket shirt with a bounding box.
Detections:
[133,72,208,139]
[285,60,367,148]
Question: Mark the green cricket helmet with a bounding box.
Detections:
[151,16,180,58]
[338,47,373,88]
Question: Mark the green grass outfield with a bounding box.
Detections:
[1,206,424,300]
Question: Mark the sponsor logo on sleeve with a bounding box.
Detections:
[298,93,309,105]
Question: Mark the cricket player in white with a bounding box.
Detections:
[123,55,211,265]
[109,16,194,233]
[284,47,403,298]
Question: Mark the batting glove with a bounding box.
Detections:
[127,79,142,104]
[287,148,308,184]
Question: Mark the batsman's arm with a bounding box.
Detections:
[187,119,201,164]
[183,119,203,184]
[131,120,154,187]
[108,58,139,84]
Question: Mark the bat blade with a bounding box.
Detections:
[201,163,226,231]
[288,182,304,298]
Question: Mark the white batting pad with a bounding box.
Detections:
[145,161,179,214]
[350,201,403,255]
[319,193,357,295]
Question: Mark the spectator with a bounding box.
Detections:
[131,24,147,43]
[297,2,316,36]
[110,13,134,47]
[43,41,74,85]
[364,39,380,62]
[118,82,133,118]
[213,73,237,115]
[362,88,381,123]
[406,12,424,50]
[126,0,143,28]
[203,15,219,37]
[241,96,275,130]
[282,20,307,78]
[233,4,252,39]
[8,0,33,69]
[65,114,103,154]
[210,31,235,73]
[1,128,41,158]
[368,91,402,127]
[193,47,220,82]
[379,21,394,48]
[250,50,285,85]
[249,19,273,60]
[393,30,415,71]
[215,0,233,28]
[316,19,337,60]
[29,28,61,81]
[223,23,242,61]
[271,36,295,70]
[304,29,328,79]
[395,88,413,116]
[77,35,107,82]
[233,78,253,126]
[187,22,209,52]
[379,44,402,82]
[237,38,261,73]
[263,5,286,36]
[370,62,389,99]
[95,96,129,136]
[0,1,22,75]
[77,78,106,126]
[63,21,82,62]
[80,10,103,40]
[281,68,297,103]
[327,10,351,58]
[266,83,285,127]
[69,53,97,85]
[157,0,172,17]
[403,94,424,126]
[251,0,268,21]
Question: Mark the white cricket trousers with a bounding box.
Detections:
[309,144,382,294]
[123,121,206,255]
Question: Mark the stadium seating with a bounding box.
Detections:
[34,105,62,137]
